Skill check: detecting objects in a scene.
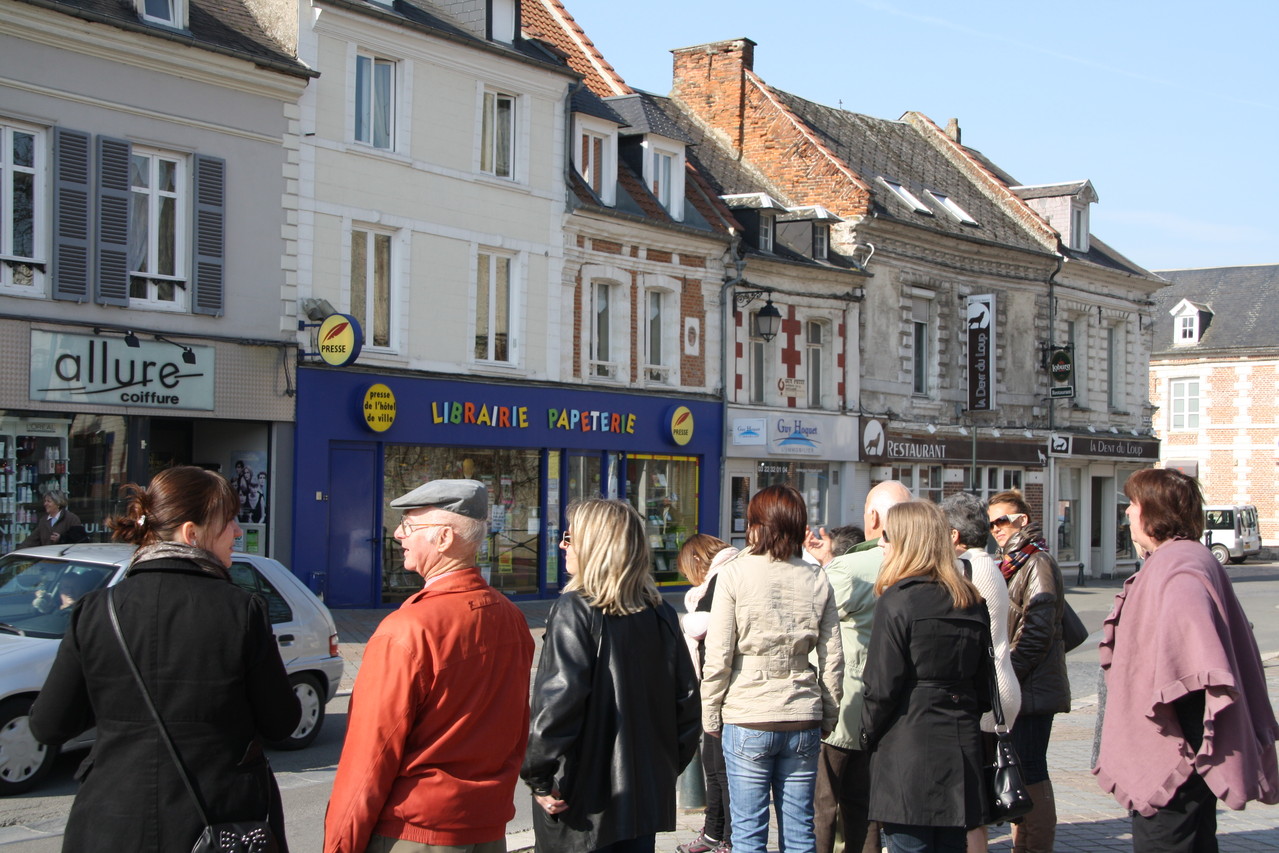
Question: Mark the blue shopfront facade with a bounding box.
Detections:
[293,366,723,607]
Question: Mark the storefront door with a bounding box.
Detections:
[326,443,380,607]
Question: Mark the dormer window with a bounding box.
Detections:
[573,116,619,206]
[489,0,516,44]
[879,177,932,215]
[759,213,774,253]
[1070,203,1090,251]
[138,0,186,28]
[1169,298,1211,346]
[642,138,685,221]
[813,224,829,259]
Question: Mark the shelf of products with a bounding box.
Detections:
[0,421,70,553]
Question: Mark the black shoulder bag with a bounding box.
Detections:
[985,639,1034,824]
[108,587,279,853]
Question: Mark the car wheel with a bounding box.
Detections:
[269,674,325,750]
[0,697,56,795]
[1210,544,1231,565]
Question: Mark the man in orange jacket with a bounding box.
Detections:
[324,479,534,853]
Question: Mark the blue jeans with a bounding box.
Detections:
[721,724,820,853]
[881,824,966,853]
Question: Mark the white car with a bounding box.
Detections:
[0,543,344,794]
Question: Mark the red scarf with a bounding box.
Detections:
[999,537,1047,581]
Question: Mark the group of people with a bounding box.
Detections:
[22,466,1279,853]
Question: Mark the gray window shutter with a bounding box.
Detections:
[192,154,225,317]
[52,128,91,302]
[95,136,130,307]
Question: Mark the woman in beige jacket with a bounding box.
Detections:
[701,485,843,853]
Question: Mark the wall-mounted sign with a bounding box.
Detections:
[318,313,363,367]
[362,383,396,432]
[30,330,215,410]
[770,416,824,456]
[862,418,1044,465]
[967,294,995,412]
[668,406,694,446]
[1048,347,1074,399]
[1048,433,1160,460]
[732,417,767,446]
[778,378,806,399]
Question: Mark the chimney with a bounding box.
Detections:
[945,118,961,145]
[671,38,757,154]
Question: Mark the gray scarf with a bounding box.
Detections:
[128,541,230,580]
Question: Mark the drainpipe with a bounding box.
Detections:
[1045,253,1064,563]
[719,232,746,533]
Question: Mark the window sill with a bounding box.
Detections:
[344,143,412,165]
[470,361,525,377]
[473,171,530,192]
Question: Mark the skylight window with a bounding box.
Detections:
[927,191,977,225]
[878,178,933,215]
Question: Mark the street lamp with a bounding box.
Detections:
[735,289,783,342]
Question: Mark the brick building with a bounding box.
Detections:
[1150,265,1279,548]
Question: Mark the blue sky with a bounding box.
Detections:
[567,0,1278,272]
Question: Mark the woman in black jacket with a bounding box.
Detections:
[30,466,300,852]
[522,499,701,853]
[860,501,990,853]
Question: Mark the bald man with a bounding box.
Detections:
[809,481,912,853]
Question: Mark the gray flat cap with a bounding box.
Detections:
[390,478,489,520]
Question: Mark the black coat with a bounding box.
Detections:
[19,509,87,548]
[1002,525,1071,715]
[521,591,701,853]
[860,578,991,829]
[29,558,300,852]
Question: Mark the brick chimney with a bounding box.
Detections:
[671,38,756,154]
[945,118,961,145]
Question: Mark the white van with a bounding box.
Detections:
[1203,505,1262,564]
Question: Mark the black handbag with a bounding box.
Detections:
[1061,600,1088,652]
[985,643,1034,823]
[108,587,279,853]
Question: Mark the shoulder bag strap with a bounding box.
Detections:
[107,586,213,827]
[987,637,1007,733]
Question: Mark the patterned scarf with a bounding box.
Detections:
[999,535,1048,581]
[127,541,231,580]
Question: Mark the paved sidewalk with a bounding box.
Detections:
[332,595,1279,852]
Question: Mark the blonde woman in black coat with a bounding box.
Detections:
[859,501,990,853]
[30,466,300,852]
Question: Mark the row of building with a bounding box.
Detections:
[2,0,1264,607]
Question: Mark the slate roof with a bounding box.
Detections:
[1150,265,1279,356]
[1012,181,1096,201]
[768,90,1047,253]
[572,88,627,126]
[605,94,693,143]
[17,0,312,76]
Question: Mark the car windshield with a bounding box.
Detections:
[0,555,117,639]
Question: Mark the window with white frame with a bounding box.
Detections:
[476,251,515,364]
[138,0,186,27]
[749,314,766,404]
[589,280,619,379]
[1107,325,1123,409]
[807,321,826,408]
[573,118,616,206]
[128,147,187,309]
[812,223,828,260]
[758,213,774,253]
[355,52,395,150]
[643,139,684,220]
[891,465,944,503]
[1176,313,1198,344]
[911,293,932,396]
[350,227,393,349]
[1070,204,1090,251]
[1169,378,1200,430]
[879,177,932,215]
[963,466,1023,502]
[1067,318,1087,401]
[481,91,516,178]
[0,122,43,293]
[644,289,673,384]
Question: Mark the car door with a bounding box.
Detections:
[226,559,319,671]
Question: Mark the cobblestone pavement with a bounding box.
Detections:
[332,595,1279,853]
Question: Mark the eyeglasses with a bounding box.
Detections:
[559,531,572,548]
[398,518,453,536]
[989,513,1027,530]
[880,530,891,544]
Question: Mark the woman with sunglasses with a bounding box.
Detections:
[860,500,990,853]
[522,499,700,853]
[987,491,1069,853]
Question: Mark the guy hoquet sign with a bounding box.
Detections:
[30,330,215,410]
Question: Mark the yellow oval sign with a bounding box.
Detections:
[362,383,396,433]
[669,406,694,446]
[318,313,363,367]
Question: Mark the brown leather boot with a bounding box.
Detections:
[1011,780,1057,853]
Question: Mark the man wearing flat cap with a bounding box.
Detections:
[325,479,534,853]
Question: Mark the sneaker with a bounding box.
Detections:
[676,832,717,853]
[710,842,731,853]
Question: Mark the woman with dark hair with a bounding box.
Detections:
[987,490,1069,853]
[30,466,300,852]
[522,499,700,853]
[1094,468,1279,852]
[701,485,843,853]
[860,501,990,853]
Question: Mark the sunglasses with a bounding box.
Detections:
[880,529,891,544]
[560,531,572,548]
[989,513,1027,530]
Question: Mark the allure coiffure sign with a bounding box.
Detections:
[30,330,215,410]
[967,294,995,412]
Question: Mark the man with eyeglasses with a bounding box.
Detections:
[325,479,534,853]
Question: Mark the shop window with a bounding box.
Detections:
[350,226,393,349]
[476,250,515,364]
[66,414,129,544]
[1056,467,1080,563]
[891,464,943,504]
[626,454,699,585]
[757,460,829,527]
[382,445,542,600]
[962,466,1023,504]
[0,121,44,294]
[1116,469,1136,562]
[355,52,396,150]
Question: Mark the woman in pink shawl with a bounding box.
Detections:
[1094,468,1279,851]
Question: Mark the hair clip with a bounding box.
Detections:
[138,514,147,527]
